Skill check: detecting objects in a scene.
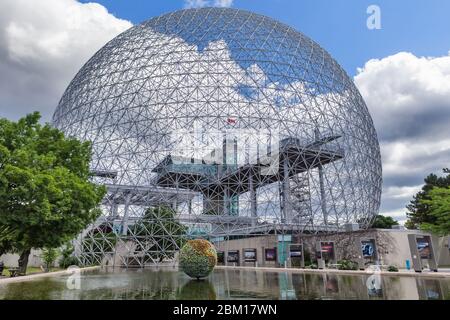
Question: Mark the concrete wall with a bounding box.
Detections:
[214,235,278,267]
[0,249,48,268]
[370,230,448,268]
[436,236,450,266]
[213,229,450,270]
[301,229,448,269]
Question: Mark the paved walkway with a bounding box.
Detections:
[0,266,100,285]
[215,265,450,278]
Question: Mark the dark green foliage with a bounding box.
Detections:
[179,239,217,279]
[371,215,399,229]
[0,225,15,256]
[337,259,358,270]
[59,243,78,269]
[0,113,106,272]
[303,249,312,266]
[82,231,118,266]
[131,206,187,262]
[40,247,58,272]
[387,265,399,272]
[419,187,450,236]
[406,169,450,229]
[177,280,217,300]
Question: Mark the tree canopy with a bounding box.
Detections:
[418,186,450,236]
[371,214,399,229]
[130,206,187,263]
[405,168,450,230]
[0,113,106,272]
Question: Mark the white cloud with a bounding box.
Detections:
[379,208,408,225]
[0,0,132,122]
[355,51,450,222]
[355,51,450,142]
[382,185,422,200]
[184,0,233,9]
[214,0,234,7]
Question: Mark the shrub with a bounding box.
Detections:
[337,259,358,270]
[82,231,117,266]
[387,265,399,272]
[179,239,217,280]
[59,244,79,269]
[41,247,59,272]
[303,249,312,266]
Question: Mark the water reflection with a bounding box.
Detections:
[0,268,448,300]
[177,280,216,300]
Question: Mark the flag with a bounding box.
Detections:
[227,117,237,124]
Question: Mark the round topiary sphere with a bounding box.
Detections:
[179,239,217,279]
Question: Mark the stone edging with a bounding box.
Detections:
[0,266,100,285]
[215,265,450,278]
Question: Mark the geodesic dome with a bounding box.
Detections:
[52,7,382,266]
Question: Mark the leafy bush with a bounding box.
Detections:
[337,259,359,270]
[59,243,79,268]
[82,231,117,266]
[179,239,217,279]
[387,265,399,272]
[303,249,312,266]
[41,247,59,272]
[131,206,187,263]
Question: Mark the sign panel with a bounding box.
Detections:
[277,235,292,242]
[289,245,303,257]
[361,239,376,258]
[244,248,257,262]
[416,237,432,259]
[265,248,277,261]
[227,250,239,263]
[320,241,335,261]
[217,251,225,264]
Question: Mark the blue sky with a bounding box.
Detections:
[79,0,450,76]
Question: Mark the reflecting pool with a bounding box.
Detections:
[0,268,449,300]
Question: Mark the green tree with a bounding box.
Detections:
[59,243,79,269]
[0,225,16,256]
[419,187,450,236]
[371,214,399,229]
[130,206,187,263]
[40,247,59,272]
[405,169,450,229]
[0,113,106,273]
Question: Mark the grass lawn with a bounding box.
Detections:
[1,266,62,277]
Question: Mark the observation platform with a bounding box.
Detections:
[101,184,197,206]
[152,136,344,196]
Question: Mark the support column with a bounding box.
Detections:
[172,199,178,212]
[188,200,192,215]
[224,187,231,215]
[122,193,132,236]
[281,157,291,223]
[318,164,328,226]
[110,203,118,218]
[315,128,328,226]
[249,170,257,225]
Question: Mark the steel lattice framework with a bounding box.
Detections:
[52,7,382,267]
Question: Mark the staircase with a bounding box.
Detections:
[290,172,313,225]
